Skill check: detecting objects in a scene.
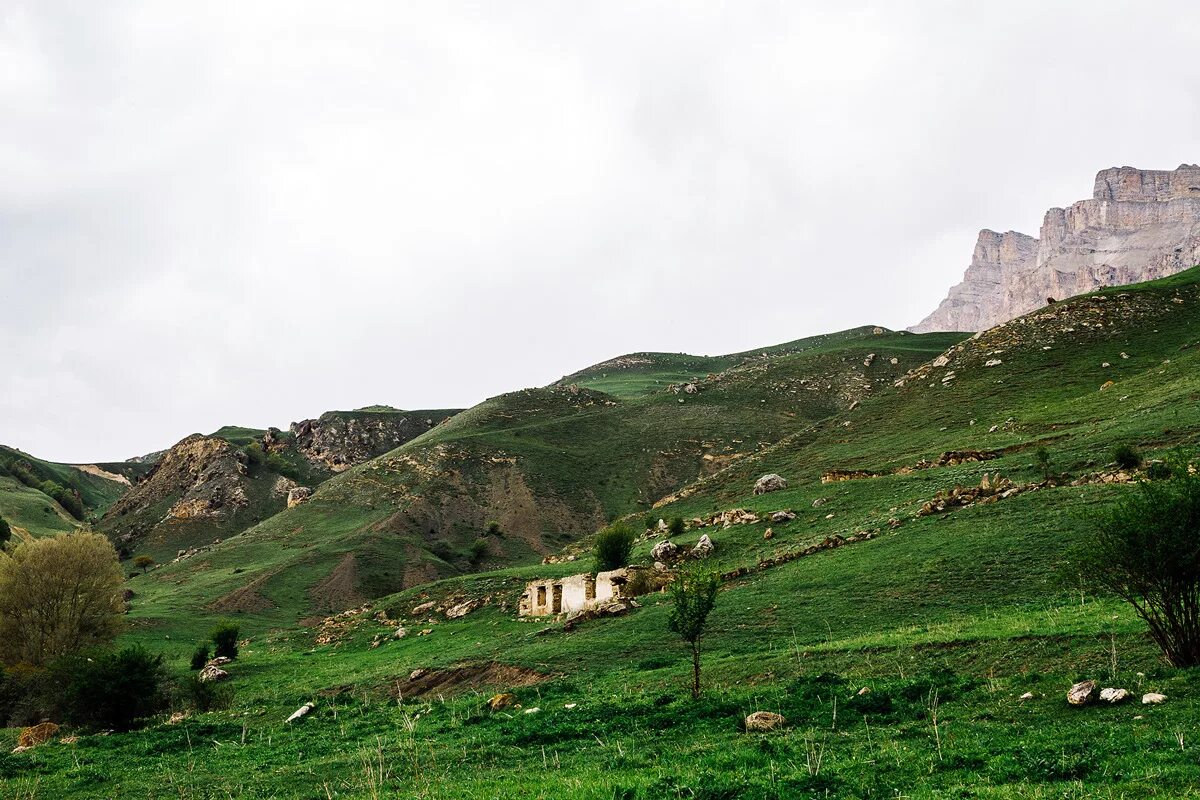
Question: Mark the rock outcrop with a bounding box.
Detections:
[914,165,1200,332]
[285,410,457,473]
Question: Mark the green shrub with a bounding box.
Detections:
[643,514,659,532]
[265,453,301,481]
[242,442,264,466]
[668,517,686,536]
[469,537,490,564]
[0,516,10,546]
[1146,461,1174,480]
[1035,446,1053,480]
[209,623,239,660]
[1112,444,1142,470]
[593,521,637,571]
[48,645,168,731]
[190,644,210,671]
[38,481,84,520]
[180,674,234,712]
[485,520,502,537]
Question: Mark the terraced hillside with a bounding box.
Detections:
[121,328,960,627]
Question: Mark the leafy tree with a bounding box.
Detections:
[1080,470,1200,666]
[469,537,490,564]
[668,517,686,537]
[49,645,168,731]
[1112,444,1142,471]
[190,643,211,671]
[0,532,125,666]
[0,515,10,546]
[668,567,720,698]
[209,623,240,660]
[38,480,84,520]
[133,555,155,574]
[593,521,637,571]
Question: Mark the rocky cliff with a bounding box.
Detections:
[913,164,1200,332]
[272,409,459,473]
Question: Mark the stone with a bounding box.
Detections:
[753,474,788,495]
[770,510,796,523]
[286,702,316,723]
[286,487,313,508]
[17,722,60,749]
[1100,687,1129,704]
[1067,680,1096,706]
[984,359,1002,367]
[445,599,480,619]
[691,534,715,559]
[1142,692,1167,705]
[913,165,1200,333]
[856,686,872,696]
[744,711,786,732]
[412,601,435,615]
[205,656,232,667]
[650,540,679,562]
[392,626,408,639]
[198,665,230,683]
[762,528,773,540]
[1019,692,1034,701]
[488,693,516,711]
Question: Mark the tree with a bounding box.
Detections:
[0,515,10,546]
[133,555,155,574]
[668,567,720,698]
[190,643,211,671]
[593,521,637,572]
[48,645,167,731]
[1035,446,1053,481]
[0,532,125,667]
[1080,469,1200,666]
[209,622,240,660]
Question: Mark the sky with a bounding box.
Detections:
[3,1,1199,463]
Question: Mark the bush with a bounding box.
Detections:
[485,520,502,537]
[643,514,659,532]
[48,645,168,731]
[39,480,83,520]
[242,442,264,466]
[265,453,301,481]
[190,644,210,671]
[179,674,234,712]
[1081,469,1200,666]
[0,532,125,666]
[593,522,637,571]
[209,623,239,660]
[668,517,686,537]
[469,537,490,564]
[1146,461,1174,481]
[1112,444,1142,470]
[0,516,10,546]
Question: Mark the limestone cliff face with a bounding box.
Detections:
[913,165,1200,332]
[281,410,458,473]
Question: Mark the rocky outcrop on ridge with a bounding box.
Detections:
[278,410,457,473]
[914,165,1200,332]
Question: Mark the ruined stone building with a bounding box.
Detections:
[518,568,628,617]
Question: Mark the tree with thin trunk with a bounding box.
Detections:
[133,554,155,574]
[0,532,125,666]
[668,566,719,698]
[1079,466,1200,667]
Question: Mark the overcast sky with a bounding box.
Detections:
[3,2,1198,462]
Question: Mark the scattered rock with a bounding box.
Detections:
[286,702,316,724]
[856,686,872,696]
[1142,692,1167,705]
[691,535,715,559]
[392,626,408,639]
[198,665,230,684]
[1067,680,1096,706]
[445,599,481,620]
[753,474,788,495]
[205,656,232,667]
[17,722,60,749]
[744,711,786,732]
[524,707,540,715]
[650,540,679,562]
[412,601,435,615]
[1100,380,1115,391]
[488,693,516,711]
[984,359,1002,367]
[770,510,796,523]
[1019,692,1034,701]
[286,486,313,509]
[409,668,427,681]
[762,528,773,540]
[1100,688,1129,704]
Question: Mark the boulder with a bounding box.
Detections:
[1067,680,1096,706]
[205,656,232,667]
[1100,688,1129,704]
[691,534,714,559]
[1142,692,1167,705]
[412,601,435,615]
[754,474,788,495]
[392,626,408,639]
[17,722,59,749]
[650,540,678,562]
[198,665,230,683]
[770,510,796,523]
[286,702,316,724]
[286,486,312,509]
[762,528,773,540]
[445,599,480,620]
[488,693,516,711]
[744,711,786,732]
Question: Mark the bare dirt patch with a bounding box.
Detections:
[387,662,549,699]
[206,571,278,613]
[308,553,367,613]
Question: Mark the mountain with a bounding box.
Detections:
[913,164,1200,332]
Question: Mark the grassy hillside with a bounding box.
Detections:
[120,329,959,630]
[6,272,1200,797]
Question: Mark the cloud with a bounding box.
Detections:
[2,1,1198,461]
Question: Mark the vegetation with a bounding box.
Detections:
[667,567,720,698]
[47,645,168,731]
[0,532,125,666]
[132,554,155,574]
[0,515,9,546]
[190,643,210,671]
[1113,443,1143,470]
[1035,445,1053,480]
[209,623,240,661]
[667,516,686,537]
[1082,469,1200,666]
[593,521,637,571]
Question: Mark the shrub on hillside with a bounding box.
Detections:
[469,537,490,564]
[48,645,168,731]
[265,453,301,481]
[190,644,211,671]
[180,674,234,712]
[38,480,84,520]
[668,517,686,537]
[593,521,637,571]
[0,515,10,546]
[485,520,502,537]
[1112,444,1142,471]
[0,532,125,666]
[1081,469,1200,666]
[209,623,240,660]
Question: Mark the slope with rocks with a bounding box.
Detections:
[914,164,1200,332]
[124,328,960,625]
